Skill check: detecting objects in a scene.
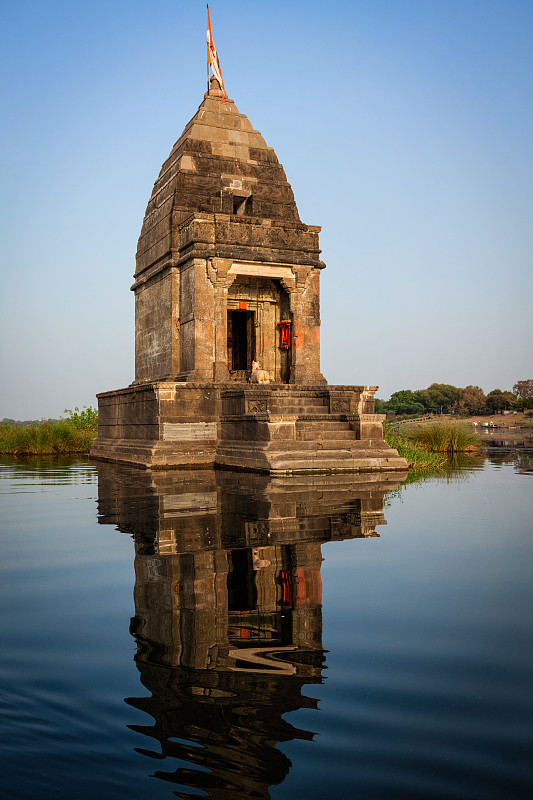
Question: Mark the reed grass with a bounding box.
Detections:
[383,425,448,471]
[407,422,480,454]
[0,421,97,454]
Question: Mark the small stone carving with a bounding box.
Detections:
[330,398,351,413]
[247,399,268,414]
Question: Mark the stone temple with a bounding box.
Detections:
[91,77,407,475]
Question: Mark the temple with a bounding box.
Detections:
[91,76,407,474]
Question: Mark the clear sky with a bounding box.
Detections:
[1,0,532,419]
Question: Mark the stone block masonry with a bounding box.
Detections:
[92,382,407,474]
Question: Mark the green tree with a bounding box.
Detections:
[419,383,462,414]
[515,396,533,411]
[513,379,533,400]
[64,406,98,429]
[458,385,486,414]
[486,390,515,413]
[387,390,426,416]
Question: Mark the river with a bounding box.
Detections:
[1,453,531,799]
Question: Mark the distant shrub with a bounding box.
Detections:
[64,406,98,429]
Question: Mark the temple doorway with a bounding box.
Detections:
[227,310,256,376]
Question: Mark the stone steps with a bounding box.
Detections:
[267,455,404,476]
[296,417,351,426]
[296,416,356,444]
[297,430,355,441]
[230,459,400,477]
[235,439,390,454]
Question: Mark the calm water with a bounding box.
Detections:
[1,454,532,799]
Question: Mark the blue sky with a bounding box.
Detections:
[1,0,532,418]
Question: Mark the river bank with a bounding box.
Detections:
[393,411,532,429]
[0,421,97,454]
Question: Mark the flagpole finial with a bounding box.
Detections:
[205,75,226,100]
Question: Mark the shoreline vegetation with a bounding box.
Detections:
[0,407,98,455]
[384,421,481,473]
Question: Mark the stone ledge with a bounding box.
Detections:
[98,382,378,394]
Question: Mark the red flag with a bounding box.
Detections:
[207,5,227,101]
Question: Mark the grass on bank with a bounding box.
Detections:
[407,422,480,454]
[384,426,447,472]
[0,407,98,454]
[384,421,481,472]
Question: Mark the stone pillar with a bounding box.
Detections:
[213,283,230,381]
[184,259,215,382]
[288,267,326,385]
[288,286,304,383]
[209,258,235,383]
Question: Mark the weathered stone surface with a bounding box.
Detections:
[163,422,218,441]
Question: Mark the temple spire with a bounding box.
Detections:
[207,5,228,102]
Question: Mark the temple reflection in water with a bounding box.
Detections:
[96,466,404,799]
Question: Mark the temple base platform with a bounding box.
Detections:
[90,382,408,475]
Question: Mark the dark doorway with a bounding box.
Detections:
[227,310,255,372]
[227,549,257,611]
